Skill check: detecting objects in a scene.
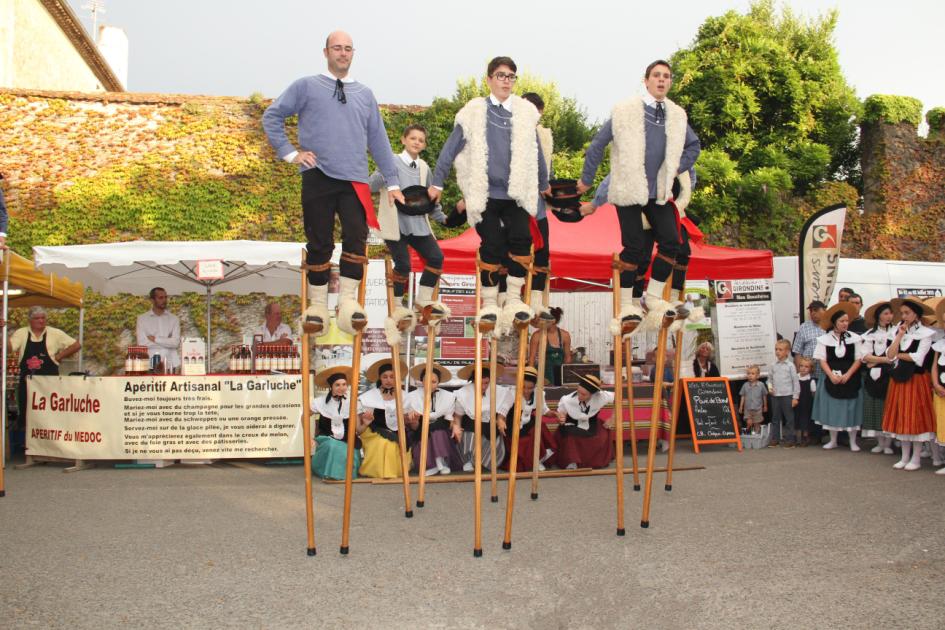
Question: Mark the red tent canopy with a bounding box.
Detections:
[413,205,772,289]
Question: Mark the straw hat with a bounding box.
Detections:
[923,297,945,328]
[313,365,351,389]
[576,373,604,394]
[408,361,450,384]
[863,300,898,329]
[820,302,860,331]
[890,295,934,319]
[457,361,505,382]
[364,357,407,383]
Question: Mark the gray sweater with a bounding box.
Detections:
[368,157,446,236]
[262,74,400,185]
[582,103,700,198]
[431,100,549,200]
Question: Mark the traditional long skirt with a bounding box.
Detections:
[860,389,887,437]
[501,419,558,472]
[935,393,945,445]
[359,428,407,479]
[459,430,507,471]
[312,436,362,480]
[555,423,614,469]
[411,423,464,473]
[882,374,935,441]
[812,374,864,431]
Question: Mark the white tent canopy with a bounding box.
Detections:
[33,240,316,369]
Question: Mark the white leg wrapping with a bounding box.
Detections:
[384,306,415,346]
[687,305,705,323]
[477,285,502,330]
[415,284,451,319]
[530,290,550,316]
[643,283,674,332]
[303,283,331,337]
[337,276,367,335]
[499,276,533,334]
[610,289,643,337]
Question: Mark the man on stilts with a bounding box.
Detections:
[263,30,404,336]
[428,56,552,333]
[577,59,700,334]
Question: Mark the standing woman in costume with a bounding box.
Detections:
[860,301,897,455]
[311,366,364,480]
[929,299,945,475]
[811,302,865,451]
[452,363,511,471]
[528,307,572,386]
[358,358,413,479]
[882,297,937,471]
[554,374,616,470]
[501,366,557,471]
[404,362,463,476]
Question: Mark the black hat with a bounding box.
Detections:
[543,179,581,210]
[576,373,602,395]
[395,185,435,216]
[806,300,827,311]
[551,207,584,223]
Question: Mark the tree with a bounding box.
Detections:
[671,0,862,253]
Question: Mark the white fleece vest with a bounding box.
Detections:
[453,95,540,225]
[608,95,687,207]
[376,159,430,242]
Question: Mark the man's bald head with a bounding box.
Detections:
[323,30,354,78]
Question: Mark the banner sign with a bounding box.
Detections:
[712,278,777,377]
[798,204,847,322]
[26,375,304,460]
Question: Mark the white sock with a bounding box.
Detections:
[309,283,328,308]
[930,441,944,466]
[895,441,911,468]
[849,429,860,451]
[906,442,923,470]
[828,430,839,447]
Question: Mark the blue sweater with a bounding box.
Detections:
[432,100,549,200]
[581,103,700,198]
[262,74,400,185]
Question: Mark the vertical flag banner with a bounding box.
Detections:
[798,204,848,322]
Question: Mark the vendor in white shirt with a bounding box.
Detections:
[255,302,293,345]
[136,287,181,371]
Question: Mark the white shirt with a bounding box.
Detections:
[404,386,456,421]
[136,310,181,368]
[255,322,292,343]
[510,389,551,429]
[813,331,864,363]
[452,382,513,420]
[399,151,419,167]
[360,387,403,432]
[488,94,511,111]
[558,390,615,431]
[642,92,665,107]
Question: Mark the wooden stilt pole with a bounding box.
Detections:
[665,326,686,491]
[610,255,627,536]
[488,336,499,503]
[473,264,485,557]
[641,283,675,528]
[299,250,316,556]
[384,257,413,517]
[415,318,438,508]
[502,251,535,550]
[339,250,369,554]
[624,338,641,491]
[529,279,551,500]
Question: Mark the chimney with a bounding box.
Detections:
[96,25,128,89]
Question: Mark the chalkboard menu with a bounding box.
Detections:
[682,378,742,453]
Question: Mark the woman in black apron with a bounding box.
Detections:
[811,302,865,451]
[860,302,896,454]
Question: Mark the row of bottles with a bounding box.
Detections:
[229,345,301,374]
[124,346,151,375]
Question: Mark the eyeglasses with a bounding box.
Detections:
[333,78,347,105]
[328,45,354,53]
[492,72,517,83]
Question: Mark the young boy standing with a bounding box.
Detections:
[428,56,551,331]
[739,365,767,435]
[770,339,801,447]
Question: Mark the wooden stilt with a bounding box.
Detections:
[502,251,535,550]
[472,264,485,557]
[640,283,675,529]
[339,250,369,555]
[299,250,316,556]
[415,319,438,508]
[488,337,499,503]
[529,280,551,500]
[363,464,704,485]
[610,255,627,536]
[665,327,686,491]
[383,257,413,517]
[624,338,641,491]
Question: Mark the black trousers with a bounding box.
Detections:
[385,234,444,297]
[474,198,532,286]
[633,223,691,296]
[615,200,681,289]
[301,168,367,285]
[532,217,550,291]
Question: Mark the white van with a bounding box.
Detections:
[773,257,945,340]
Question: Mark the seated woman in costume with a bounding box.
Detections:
[404,362,463,476]
[311,366,363,480]
[554,373,615,470]
[501,366,557,472]
[358,358,414,479]
[452,363,512,472]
